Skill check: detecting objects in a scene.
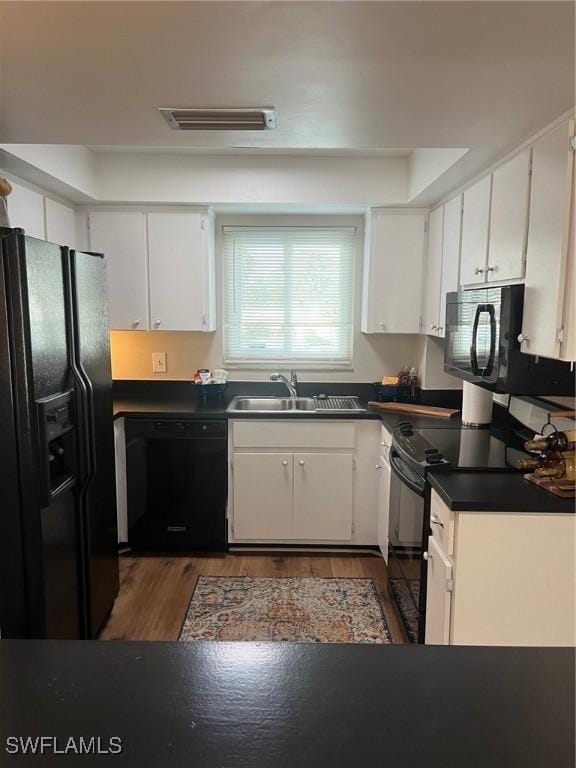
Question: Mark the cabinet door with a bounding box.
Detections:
[148,212,211,331]
[89,211,148,330]
[45,198,76,249]
[521,120,575,358]
[438,195,462,337]
[293,453,353,540]
[560,155,576,362]
[362,212,426,333]
[460,175,492,286]
[487,149,531,283]
[232,453,293,540]
[377,456,391,563]
[424,535,452,645]
[423,207,443,336]
[7,181,45,239]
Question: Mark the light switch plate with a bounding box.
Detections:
[152,352,167,373]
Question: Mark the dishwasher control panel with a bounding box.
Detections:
[153,420,226,437]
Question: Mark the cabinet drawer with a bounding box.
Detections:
[231,420,355,449]
[430,491,455,556]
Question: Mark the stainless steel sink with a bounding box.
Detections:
[228,397,297,412]
[226,396,365,414]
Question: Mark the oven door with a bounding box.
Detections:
[444,288,502,386]
[387,449,426,643]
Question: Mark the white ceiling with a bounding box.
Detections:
[0,1,574,200]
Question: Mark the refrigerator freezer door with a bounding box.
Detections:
[71,250,119,637]
[0,236,28,637]
[7,234,83,639]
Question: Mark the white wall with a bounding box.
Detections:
[94,152,407,207]
[0,145,97,202]
[415,335,462,390]
[408,148,468,201]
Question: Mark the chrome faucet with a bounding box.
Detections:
[270,370,298,398]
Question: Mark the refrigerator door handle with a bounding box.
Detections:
[63,250,93,492]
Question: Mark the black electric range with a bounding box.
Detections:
[387,421,530,644]
[392,421,530,477]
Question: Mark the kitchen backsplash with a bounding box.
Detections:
[109,330,423,384]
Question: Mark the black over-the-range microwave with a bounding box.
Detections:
[444,285,575,395]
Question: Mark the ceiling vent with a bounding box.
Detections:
[159,108,276,131]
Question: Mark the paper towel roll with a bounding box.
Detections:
[462,381,493,427]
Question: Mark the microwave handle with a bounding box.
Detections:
[470,303,496,376]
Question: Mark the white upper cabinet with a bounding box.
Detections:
[7,182,45,240]
[487,148,531,283]
[45,198,77,249]
[148,212,215,332]
[89,211,149,331]
[88,209,216,332]
[438,195,462,337]
[560,154,576,362]
[423,206,443,336]
[460,175,492,286]
[520,119,575,359]
[361,210,427,334]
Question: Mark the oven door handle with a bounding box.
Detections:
[389,449,426,498]
[470,303,496,376]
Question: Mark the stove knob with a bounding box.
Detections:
[427,453,444,464]
[398,421,412,429]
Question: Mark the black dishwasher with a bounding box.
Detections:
[125,418,228,552]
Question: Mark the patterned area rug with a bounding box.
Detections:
[179,576,391,644]
[389,578,420,644]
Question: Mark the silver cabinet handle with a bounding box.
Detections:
[486,265,496,272]
[431,324,437,331]
[379,321,385,328]
[423,551,433,561]
[436,325,443,333]
[153,319,161,328]
[475,267,484,275]
[299,460,305,466]
[430,514,444,528]
[517,333,529,344]
[131,319,141,328]
[282,460,288,467]
[376,464,382,470]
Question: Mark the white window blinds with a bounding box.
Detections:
[223,226,355,367]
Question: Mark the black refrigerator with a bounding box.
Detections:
[0,228,119,639]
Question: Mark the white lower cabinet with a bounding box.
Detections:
[425,490,576,646]
[233,453,293,540]
[424,535,452,645]
[293,453,353,540]
[229,420,378,545]
[376,454,391,563]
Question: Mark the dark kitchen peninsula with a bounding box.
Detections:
[0,641,573,768]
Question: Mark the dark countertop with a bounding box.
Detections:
[113,395,230,419]
[376,410,463,431]
[429,470,575,513]
[0,641,573,768]
[112,395,380,421]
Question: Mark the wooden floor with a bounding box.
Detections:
[99,552,408,644]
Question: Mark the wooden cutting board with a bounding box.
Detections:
[367,401,460,419]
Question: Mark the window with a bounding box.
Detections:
[223,226,355,368]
